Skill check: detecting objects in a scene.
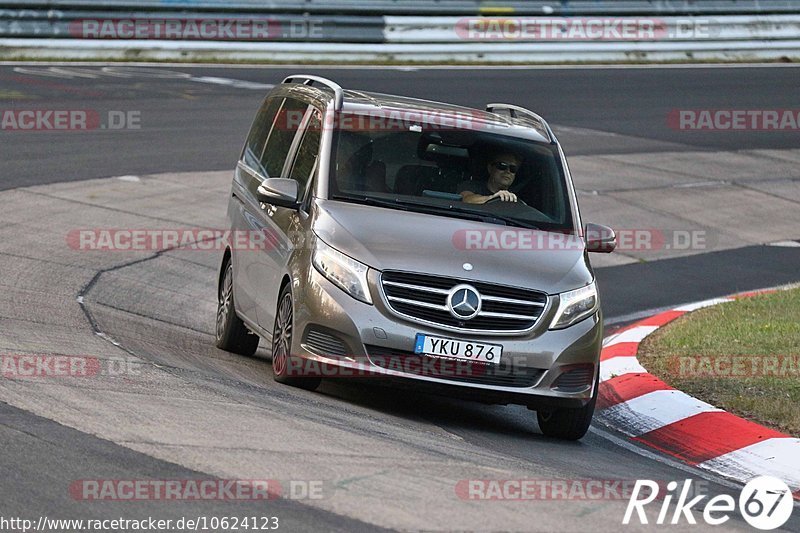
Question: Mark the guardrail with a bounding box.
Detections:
[3,1,800,15]
[385,15,800,43]
[0,9,385,41]
[3,36,800,63]
[2,2,800,62]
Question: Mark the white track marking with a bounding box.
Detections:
[697,438,800,491]
[101,66,192,78]
[11,66,273,90]
[600,390,722,437]
[599,356,647,382]
[768,240,800,247]
[674,297,734,312]
[603,325,659,347]
[189,76,274,90]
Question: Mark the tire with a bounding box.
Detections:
[271,285,321,391]
[536,375,598,441]
[215,258,259,356]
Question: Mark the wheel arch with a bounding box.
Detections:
[218,247,232,294]
[278,274,292,301]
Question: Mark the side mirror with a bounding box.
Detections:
[256,178,300,209]
[585,223,616,253]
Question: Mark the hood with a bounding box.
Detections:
[312,199,593,294]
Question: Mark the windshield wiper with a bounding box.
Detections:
[332,194,506,224]
[391,199,541,230]
[479,214,540,230]
[332,194,410,211]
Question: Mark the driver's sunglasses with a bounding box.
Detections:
[492,161,519,174]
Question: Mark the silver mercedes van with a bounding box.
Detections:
[215,74,616,440]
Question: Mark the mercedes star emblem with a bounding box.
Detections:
[447,284,481,320]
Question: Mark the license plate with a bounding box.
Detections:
[414,334,502,365]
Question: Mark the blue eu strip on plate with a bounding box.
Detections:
[414,334,425,354]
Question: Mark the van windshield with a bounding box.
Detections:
[329,118,574,232]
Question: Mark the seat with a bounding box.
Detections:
[394,165,436,196]
[363,160,388,193]
[336,138,373,192]
[434,160,469,194]
[514,160,562,217]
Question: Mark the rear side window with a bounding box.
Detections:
[287,109,322,198]
[262,98,309,178]
[243,97,282,174]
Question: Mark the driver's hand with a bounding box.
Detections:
[491,190,517,202]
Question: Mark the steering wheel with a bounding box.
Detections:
[485,195,527,206]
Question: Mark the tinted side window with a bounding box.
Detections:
[262,98,308,178]
[288,109,322,198]
[243,97,282,174]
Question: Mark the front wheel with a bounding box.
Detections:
[536,378,597,440]
[271,285,321,391]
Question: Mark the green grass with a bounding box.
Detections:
[638,287,800,437]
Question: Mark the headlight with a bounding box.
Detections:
[549,282,598,329]
[312,238,373,304]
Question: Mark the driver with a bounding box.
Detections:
[458,152,521,204]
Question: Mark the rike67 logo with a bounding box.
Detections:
[623,476,794,530]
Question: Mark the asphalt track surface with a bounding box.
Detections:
[1,64,799,531]
[2,64,800,189]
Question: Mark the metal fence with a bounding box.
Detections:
[3,1,800,15]
[2,1,800,61]
[0,13,384,42]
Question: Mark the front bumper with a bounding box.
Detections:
[291,268,603,408]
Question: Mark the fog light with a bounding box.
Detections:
[551,364,595,392]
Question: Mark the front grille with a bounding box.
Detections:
[302,327,349,357]
[380,271,548,332]
[366,345,543,388]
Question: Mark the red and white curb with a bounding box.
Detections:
[596,289,800,501]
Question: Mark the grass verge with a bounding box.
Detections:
[638,287,800,437]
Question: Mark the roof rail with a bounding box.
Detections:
[282,74,344,111]
[485,103,552,141]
